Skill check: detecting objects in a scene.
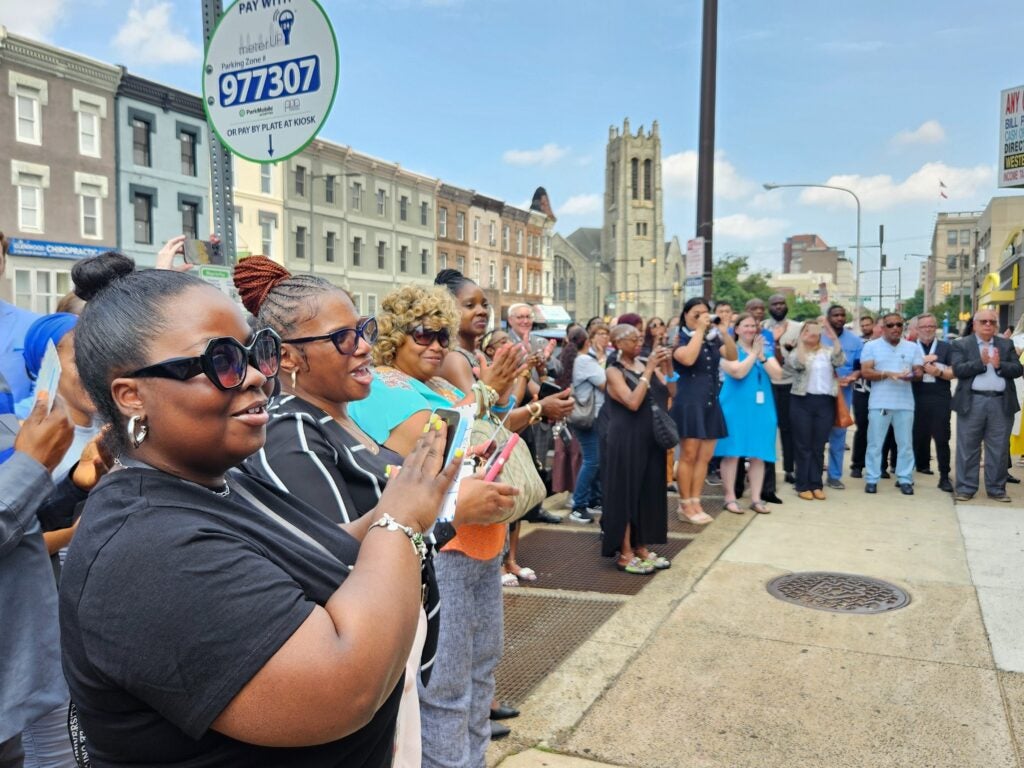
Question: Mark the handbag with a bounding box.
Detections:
[622,368,679,450]
[567,385,596,429]
[833,384,854,428]
[470,415,546,523]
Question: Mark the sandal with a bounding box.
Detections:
[616,556,655,575]
[678,499,713,526]
[749,500,770,514]
[510,566,537,582]
[723,500,745,515]
[637,549,671,570]
[500,571,520,587]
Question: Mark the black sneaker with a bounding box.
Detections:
[569,508,594,524]
[865,483,877,494]
[850,467,863,479]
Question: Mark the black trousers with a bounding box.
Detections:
[790,393,835,492]
[772,383,795,472]
[913,396,952,475]
[851,388,869,470]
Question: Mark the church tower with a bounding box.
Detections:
[601,118,667,320]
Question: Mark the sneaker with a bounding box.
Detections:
[827,478,845,490]
[586,504,603,516]
[865,483,877,494]
[705,471,722,486]
[850,467,863,479]
[569,508,594,524]
[988,494,1012,503]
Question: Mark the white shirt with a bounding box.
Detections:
[972,336,1006,392]
[806,350,834,395]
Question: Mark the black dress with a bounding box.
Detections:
[670,326,728,439]
[600,362,669,558]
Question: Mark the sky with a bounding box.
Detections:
[5,0,1022,305]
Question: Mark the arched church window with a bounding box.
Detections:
[643,159,652,200]
[631,158,639,200]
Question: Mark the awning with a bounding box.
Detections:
[977,271,1016,306]
[532,304,572,326]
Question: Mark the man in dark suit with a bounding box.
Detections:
[951,308,1024,502]
[911,314,955,492]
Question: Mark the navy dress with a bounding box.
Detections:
[670,326,728,440]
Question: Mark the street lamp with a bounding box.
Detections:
[763,182,862,320]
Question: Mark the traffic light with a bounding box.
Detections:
[672,282,681,297]
[941,281,952,296]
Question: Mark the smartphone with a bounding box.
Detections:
[433,405,476,526]
[434,407,464,463]
[538,381,562,400]
[483,433,520,482]
[183,238,224,266]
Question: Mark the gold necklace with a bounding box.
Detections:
[336,414,380,454]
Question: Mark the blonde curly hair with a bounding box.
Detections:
[373,285,459,367]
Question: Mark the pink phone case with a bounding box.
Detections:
[483,433,520,482]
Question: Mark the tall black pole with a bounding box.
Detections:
[696,0,718,299]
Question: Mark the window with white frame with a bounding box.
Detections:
[420,249,429,274]
[295,166,306,197]
[295,226,307,259]
[439,208,448,238]
[502,264,510,291]
[376,189,386,216]
[516,267,523,292]
[325,176,335,203]
[14,268,71,313]
[516,230,523,255]
[352,236,362,266]
[366,294,378,315]
[377,241,386,269]
[400,196,409,221]
[80,183,102,239]
[456,255,465,273]
[260,165,272,194]
[325,231,336,262]
[439,252,448,270]
[15,85,42,144]
[489,261,496,288]
[400,245,408,272]
[78,105,100,157]
[18,174,44,232]
[259,212,277,257]
[420,201,429,226]
[489,221,496,246]
[473,259,481,282]
[180,131,197,176]
[456,211,465,241]
[473,217,480,243]
[502,225,510,251]
[351,182,362,210]
[527,235,533,257]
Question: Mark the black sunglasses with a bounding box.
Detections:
[976,318,997,325]
[885,322,904,329]
[408,324,451,347]
[283,317,378,355]
[126,328,281,391]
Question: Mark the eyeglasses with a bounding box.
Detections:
[885,322,904,329]
[408,324,451,347]
[283,317,378,355]
[976,319,997,325]
[126,328,281,391]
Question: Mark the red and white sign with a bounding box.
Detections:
[1000,85,1024,188]
[685,237,704,278]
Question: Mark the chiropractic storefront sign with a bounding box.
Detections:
[202,0,339,163]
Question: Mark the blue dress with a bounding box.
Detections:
[670,326,727,439]
[713,348,778,462]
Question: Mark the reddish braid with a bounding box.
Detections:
[233,255,291,315]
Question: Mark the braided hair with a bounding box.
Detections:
[433,268,475,297]
[233,256,341,338]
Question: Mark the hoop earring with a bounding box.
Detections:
[290,370,297,389]
[127,415,148,448]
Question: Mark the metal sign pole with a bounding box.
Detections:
[201,0,237,265]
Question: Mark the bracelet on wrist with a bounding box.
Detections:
[527,401,544,424]
[368,513,428,566]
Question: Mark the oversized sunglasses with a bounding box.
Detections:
[975,318,997,325]
[885,322,904,329]
[125,328,281,391]
[283,316,378,355]
[408,324,451,347]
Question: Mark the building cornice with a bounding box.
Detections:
[0,27,121,92]
[439,183,474,206]
[117,73,204,119]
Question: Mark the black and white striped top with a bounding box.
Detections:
[243,394,442,683]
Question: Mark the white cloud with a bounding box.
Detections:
[558,194,602,217]
[113,1,202,65]
[891,120,946,146]
[4,0,66,39]
[502,143,569,167]
[713,213,788,240]
[663,150,755,200]
[798,161,993,211]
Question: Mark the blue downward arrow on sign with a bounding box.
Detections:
[268,134,275,157]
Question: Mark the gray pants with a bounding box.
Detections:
[419,552,503,768]
[955,394,1011,497]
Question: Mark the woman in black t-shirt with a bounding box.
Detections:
[60,260,460,767]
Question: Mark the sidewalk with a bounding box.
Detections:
[491,475,1024,768]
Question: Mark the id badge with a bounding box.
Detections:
[755,390,765,405]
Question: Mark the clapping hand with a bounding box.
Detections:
[991,347,1001,368]
[479,343,527,395]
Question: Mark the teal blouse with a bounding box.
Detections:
[348,366,465,445]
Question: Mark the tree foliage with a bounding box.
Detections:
[788,296,824,321]
[901,287,925,319]
[710,254,773,309]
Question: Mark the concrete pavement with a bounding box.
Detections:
[491,473,1024,768]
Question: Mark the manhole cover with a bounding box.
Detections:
[766,572,910,614]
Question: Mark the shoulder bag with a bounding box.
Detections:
[621,368,679,450]
[470,415,546,523]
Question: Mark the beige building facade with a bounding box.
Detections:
[926,210,981,310]
[232,158,286,263]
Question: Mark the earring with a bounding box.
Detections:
[290,370,298,389]
[127,415,148,448]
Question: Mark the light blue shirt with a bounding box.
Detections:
[862,338,924,411]
[972,336,1007,392]
[0,300,41,405]
[822,327,863,381]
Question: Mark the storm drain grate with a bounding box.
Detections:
[516,529,691,596]
[767,572,911,614]
[495,591,621,706]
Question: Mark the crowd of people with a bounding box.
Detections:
[2,228,1024,767]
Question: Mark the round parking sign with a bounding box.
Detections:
[202,0,339,163]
